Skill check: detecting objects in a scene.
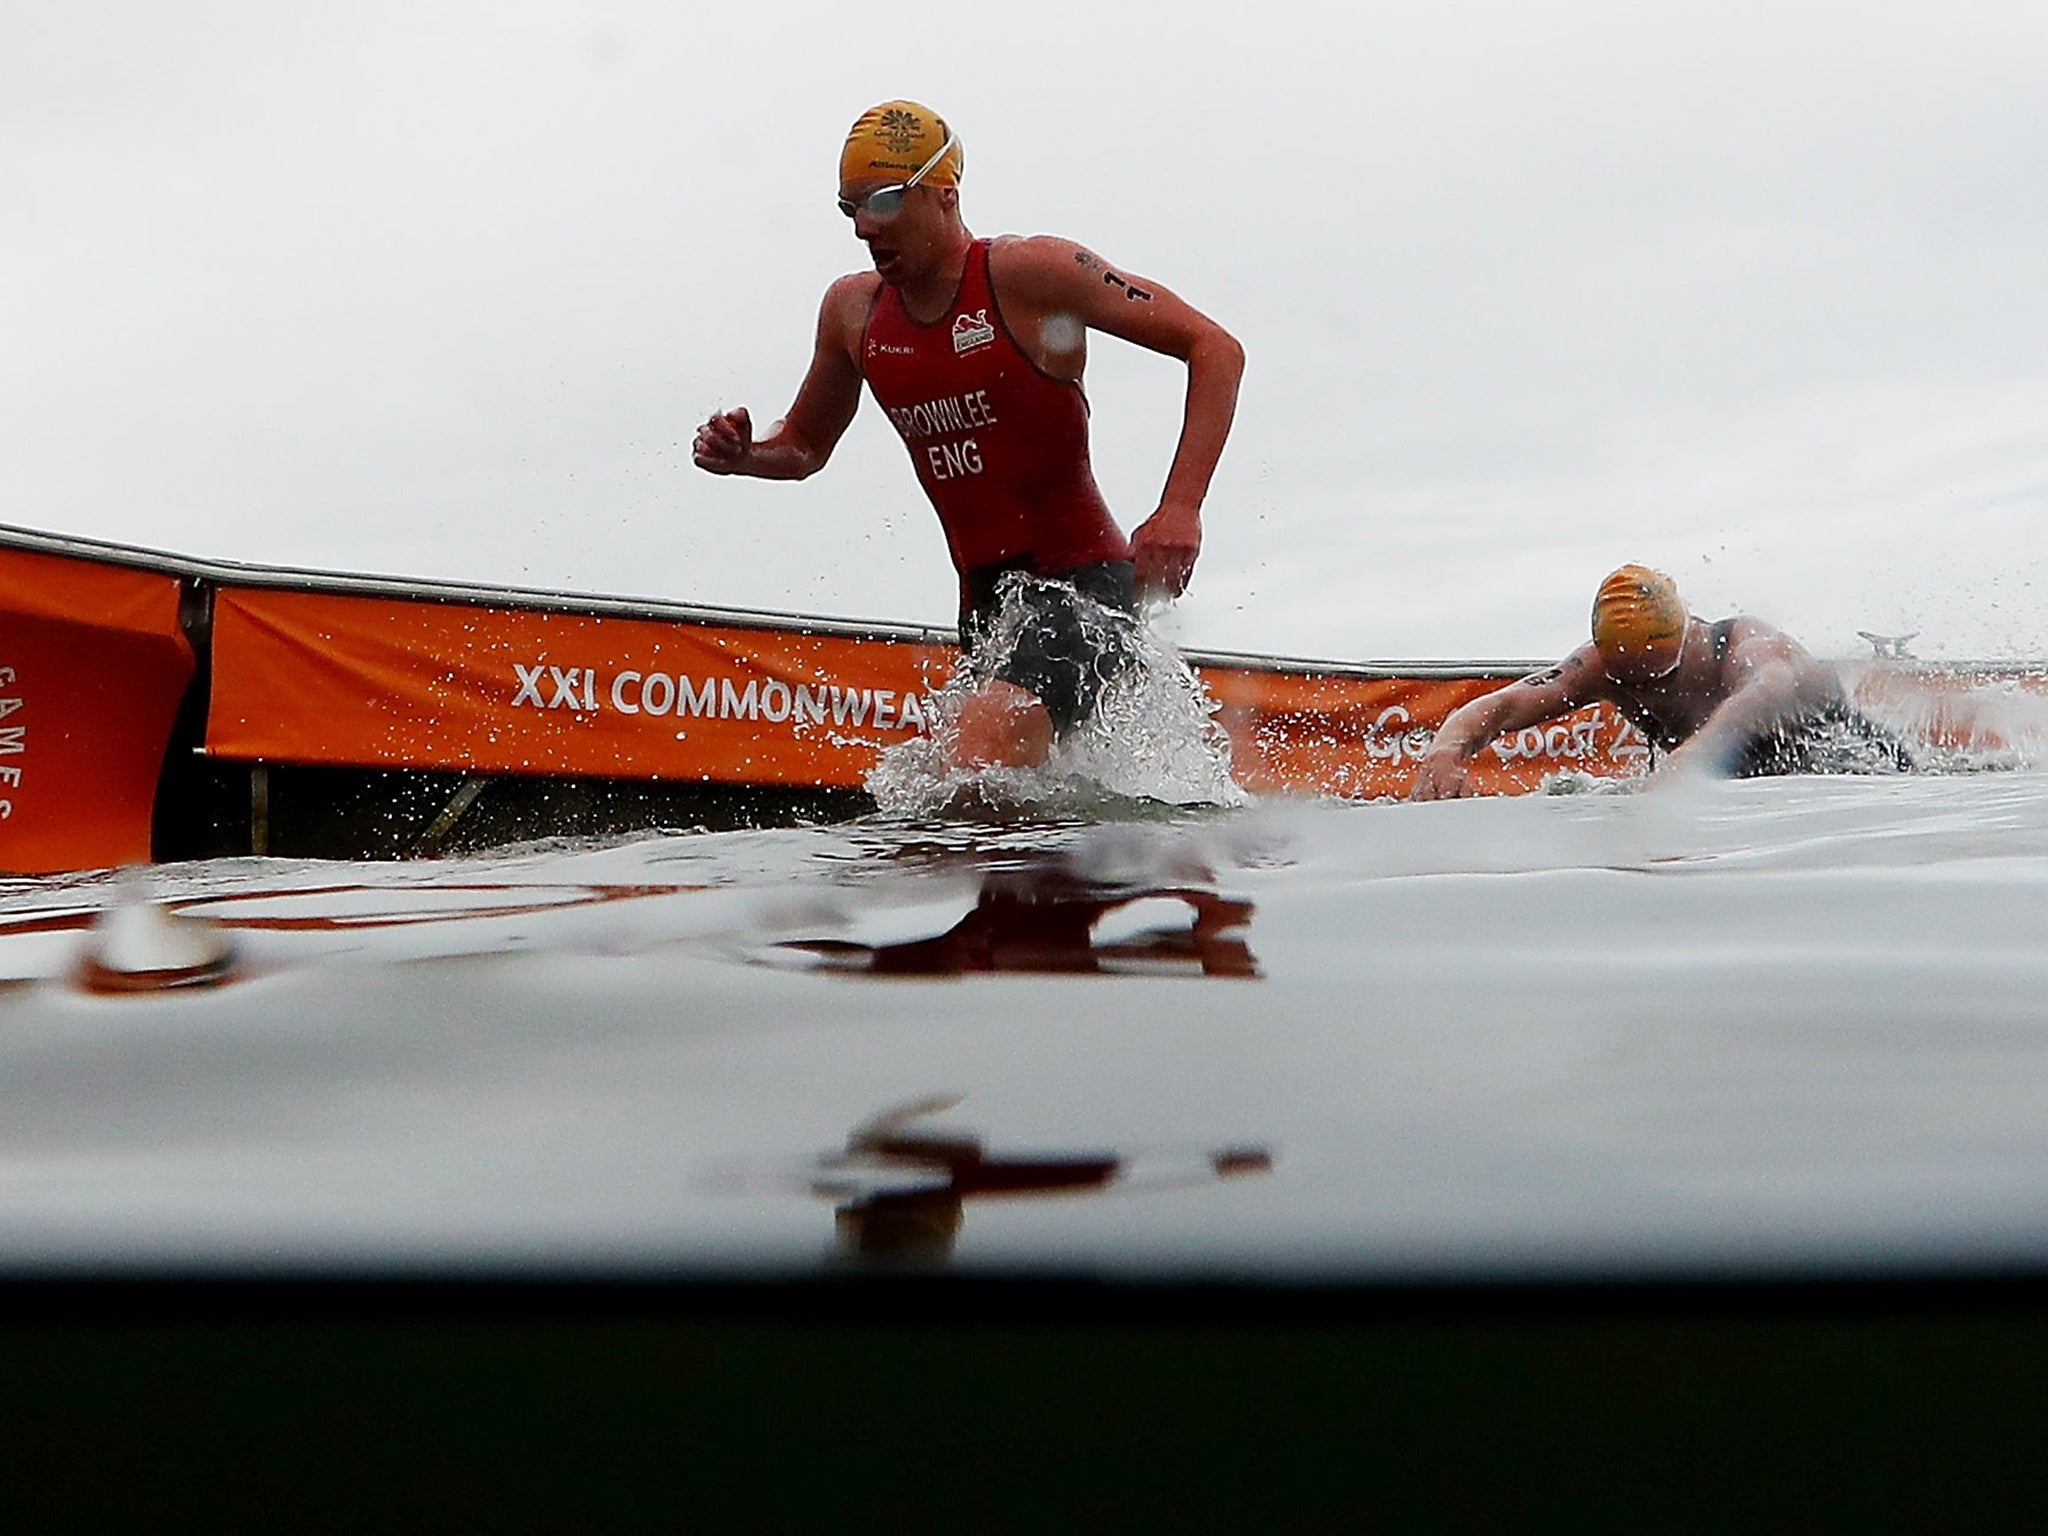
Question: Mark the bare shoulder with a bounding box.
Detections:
[822,270,883,319]
[1550,643,1615,702]
[988,233,1122,301]
[817,270,885,350]
[827,269,883,300]
[1723,619,1841,706]
[987,232,1079,268]
[1722,616,1809,667]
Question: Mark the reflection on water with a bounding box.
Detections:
[816,1097,1273,1265]
[781,846,1259,978]
[1,881,690,946]
[0,880,701,993]
[2,822,1268,992]
[168,880,691,931]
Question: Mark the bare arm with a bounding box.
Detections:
[1410,650,1608,801]
[692,275,874,481]
[1663,624,1842,775]
[991,236,1244,598]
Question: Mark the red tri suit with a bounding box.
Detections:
[860,239,1133,592]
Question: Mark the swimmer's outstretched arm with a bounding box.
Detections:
[692,275,874,481]
[1410,650,1607,800]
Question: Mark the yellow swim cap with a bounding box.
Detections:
[840,100,963,191]
[1591,564,1687,670]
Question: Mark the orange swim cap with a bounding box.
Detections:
[1591,564,1687,670]
[840,100,963,191]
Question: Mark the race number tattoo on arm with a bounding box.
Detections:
[1520,667,1565,687]
[1070,248,1153,301]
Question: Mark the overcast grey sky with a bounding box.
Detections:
[6,1,2046,660]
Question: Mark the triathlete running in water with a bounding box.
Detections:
[692,100,1244,770]
[1410,564,1913,800]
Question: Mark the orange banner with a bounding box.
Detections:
[0,546,195,874]
[205,586,1652,798]
[1197,665,1651,798]
[207,589,958,787]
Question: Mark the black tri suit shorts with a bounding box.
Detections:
[958,559,1140,735]
[1722,700,1917,778]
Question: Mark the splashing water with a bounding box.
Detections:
[1849,665,2048,773]
[865,572,1244,818]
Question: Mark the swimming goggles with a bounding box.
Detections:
[838,132,958,219]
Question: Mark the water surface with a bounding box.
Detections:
[4,772,2047,1278]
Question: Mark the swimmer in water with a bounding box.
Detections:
[692,101,1244,771]
[1410,564,1914,799]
